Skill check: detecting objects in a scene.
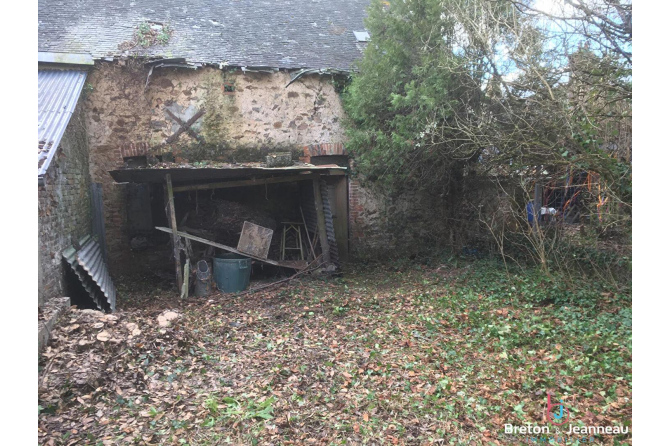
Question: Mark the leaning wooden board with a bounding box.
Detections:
[237,221,273,259]
[154,226,305,270]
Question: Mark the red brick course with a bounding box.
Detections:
[300,143,347,163]
[120,142,151,158]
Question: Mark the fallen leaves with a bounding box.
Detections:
[96,330,111,342]
[37,263,632,445]
[156,310,180,327]
[125,322,142,337]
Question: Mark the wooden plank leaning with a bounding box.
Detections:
[165,174,183,291]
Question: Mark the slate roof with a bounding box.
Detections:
[38,0,370,71]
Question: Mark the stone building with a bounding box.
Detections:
[38,0,397,295]
[39,0,458,310]
[38,57,94,307]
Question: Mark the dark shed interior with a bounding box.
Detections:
[109,165,348,295]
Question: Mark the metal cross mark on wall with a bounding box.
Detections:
[164,108,205,144]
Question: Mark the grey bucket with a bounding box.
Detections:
[194,260,211,297]
[213,253,252,293]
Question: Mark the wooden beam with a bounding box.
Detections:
[172,174,317,193]
[300,206,317,262]
[154,227,306,270]
[165,109,204,143]
[165,109,205,144]
[165,174,183,291]
[312,178,331,264]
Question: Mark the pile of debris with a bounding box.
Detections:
[38,297,71,353]
[39,308,189,421]
[183,199,277,247]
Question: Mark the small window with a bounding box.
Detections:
[353,31,370,42]
[310,155,349,168]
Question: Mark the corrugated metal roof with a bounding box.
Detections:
[77,237,117,311]
[38,69,87,177]
[63,235,117,313]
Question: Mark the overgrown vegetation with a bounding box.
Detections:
[137,21,172,47]
[119,21,173,51]
[38,260,631,444]
[342,0,632,275]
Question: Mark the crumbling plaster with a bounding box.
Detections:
[85,63,346,161]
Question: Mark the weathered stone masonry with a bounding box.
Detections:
[38,102,92,306]
[83,62,442,266]
[300,142,444,257]
[84,64,350,268]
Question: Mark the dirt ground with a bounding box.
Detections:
[38,261,632,445]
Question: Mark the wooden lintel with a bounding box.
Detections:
[172,174,318,193]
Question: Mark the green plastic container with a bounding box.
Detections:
[213,253,252,293]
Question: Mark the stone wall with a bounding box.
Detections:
[299,143,453,258]
[38,102,91,306]
[347,180,450,258]
[347,175,507,259]
[83,62,348,268]
[83,61,484,265]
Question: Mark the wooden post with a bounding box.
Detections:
[165,174,183,292]
[181,259,190,299]
[312,177,331,264]
[90,183,108,263]
[330,176,349,262]
[300,206,317,262]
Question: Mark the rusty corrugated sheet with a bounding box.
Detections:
[63,236,107,311]
[320,179,340,265]
[62,235,117,312]
[299,182,339,266]
[38,69,88,176]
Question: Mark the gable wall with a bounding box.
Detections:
[83,63,347,268]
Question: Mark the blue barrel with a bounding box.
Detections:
[213,253,252,293]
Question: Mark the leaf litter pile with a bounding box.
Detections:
[38,261,631,445]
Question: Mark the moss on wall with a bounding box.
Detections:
[84,62,348,266]
[165,142,304,164]
[199,70,234,145]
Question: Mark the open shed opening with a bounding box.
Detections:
[111,164,348,295]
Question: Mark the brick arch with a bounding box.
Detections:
[301,143,346,163]
[120,141,151,159]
